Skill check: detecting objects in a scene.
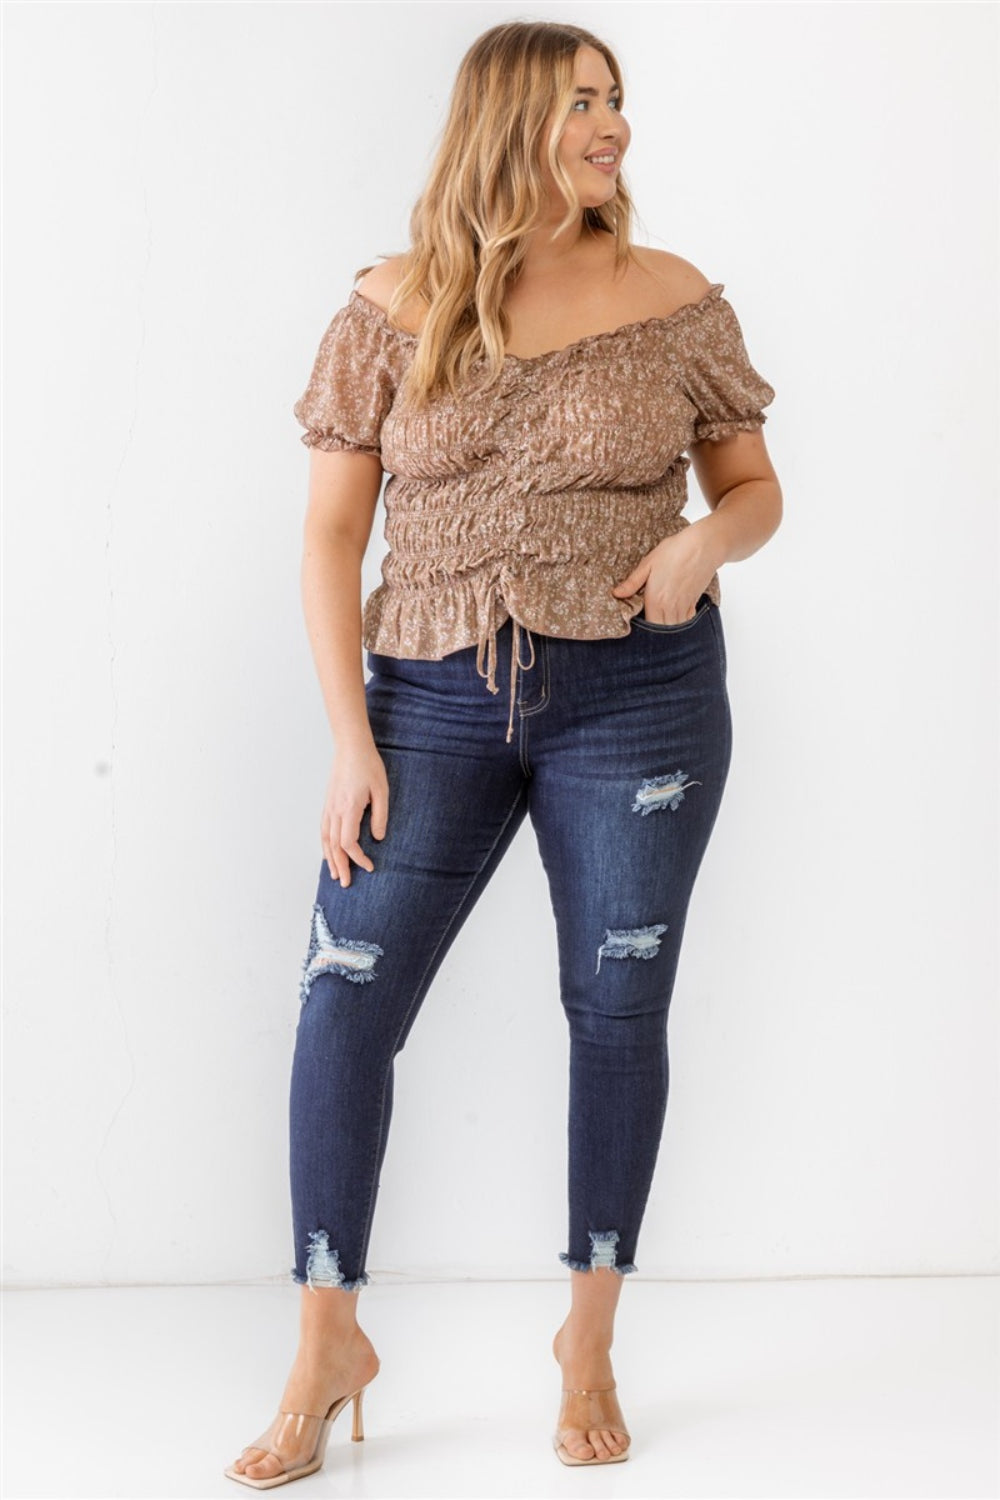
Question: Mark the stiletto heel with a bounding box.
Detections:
[552,1381,631,1466]
[351,1384,365,1442]
[224,1370,378,1489]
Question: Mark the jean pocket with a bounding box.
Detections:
[631,592,714,633]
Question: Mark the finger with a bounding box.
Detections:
[341,806,375,872]
[327,835,348,887]
[370,788,388,841]
[321,825,337,881]
[344,838,374,874]
[324,818,350,887]
[337,814,369,878]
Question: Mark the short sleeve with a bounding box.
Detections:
[677,284,776,445]
[292,293,401,457]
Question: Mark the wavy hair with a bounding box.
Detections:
[355,20,641,408]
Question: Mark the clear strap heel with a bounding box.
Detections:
[553,1380,631,1466]
[224,1372,377,1489]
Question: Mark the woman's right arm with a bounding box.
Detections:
[301,447,389,887]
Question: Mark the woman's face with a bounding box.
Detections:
[542,44,630,211]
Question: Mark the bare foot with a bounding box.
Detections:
[229,1328,380,1483]
[552,1323,630,1462]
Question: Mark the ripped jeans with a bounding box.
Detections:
[289,592,733,1291]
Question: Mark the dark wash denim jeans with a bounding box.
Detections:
[289,592,733,1291]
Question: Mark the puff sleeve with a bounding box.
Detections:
[677,284,776,445]
[292,293,400,457]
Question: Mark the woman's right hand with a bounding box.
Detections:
[321,740,389,888]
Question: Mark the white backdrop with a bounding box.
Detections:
[3,1,996,1290]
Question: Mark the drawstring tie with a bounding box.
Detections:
[474,577,536,744]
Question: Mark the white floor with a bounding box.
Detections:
[2,1275,997,1500]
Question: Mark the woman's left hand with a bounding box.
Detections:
[610,528,717,625]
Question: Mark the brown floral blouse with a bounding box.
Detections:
[293,282,776,741]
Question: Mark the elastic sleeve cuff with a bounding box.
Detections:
[691,413,768,444]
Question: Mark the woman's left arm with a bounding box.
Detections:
[687,426,783,564]
[611,429,783,622]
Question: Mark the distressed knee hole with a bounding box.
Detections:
[595,922,668,975]
[300,904,383,1003]
[631,769,701,816]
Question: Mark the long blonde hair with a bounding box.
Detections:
[356,21,640,408]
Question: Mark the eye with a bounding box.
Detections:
[573,95,622,112]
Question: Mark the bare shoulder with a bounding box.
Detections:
[628,245,715,316]
[354,254,425,333]
[354,254,407,310]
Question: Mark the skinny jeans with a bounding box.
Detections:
[289,592,732,1291]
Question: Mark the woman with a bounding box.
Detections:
[226,18,781,1488]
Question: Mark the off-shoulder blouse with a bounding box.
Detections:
[293,281,776,742]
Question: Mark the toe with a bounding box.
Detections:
[242,1448,283,1480]
[588,1428,611,1459]
[565,1431,595,1460]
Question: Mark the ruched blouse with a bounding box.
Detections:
[293,279,776,742]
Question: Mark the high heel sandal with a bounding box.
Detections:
[224,1371,378,1490]
[553,1381,631,1466]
